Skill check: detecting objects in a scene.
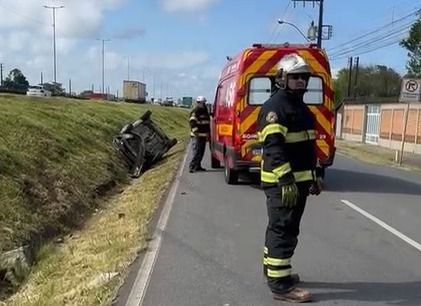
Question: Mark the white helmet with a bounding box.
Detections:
[276,54,312,87]
[196,95,207,103]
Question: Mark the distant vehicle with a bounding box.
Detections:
[162,97,174,106]
[180,96,193,108]
[26,85,52,97]
[123,80,146,103]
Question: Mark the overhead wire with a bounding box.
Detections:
[326,2,419,52]
[272,1,294,43]
[328,21,413,59]
[327,7,420,53]
[330,28,410,61]
[268,0,291,42]
[330,36,407,62]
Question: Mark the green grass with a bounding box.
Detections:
[3,144,186,305]
[0,94,189,254]
[336,139,421,173]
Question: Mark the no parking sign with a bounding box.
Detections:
[399,78,421,102]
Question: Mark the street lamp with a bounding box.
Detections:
[96,38,111,94]
[277,19,310,43]
[44,5,64,84]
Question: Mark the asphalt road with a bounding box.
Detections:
[117,150,421,306]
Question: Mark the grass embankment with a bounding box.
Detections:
[336,139,421,173]
[0,95,189,305]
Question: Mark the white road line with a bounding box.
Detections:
[341,199,421,252]
[126,151,188,306]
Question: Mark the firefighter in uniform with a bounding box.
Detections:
[189,96,211,173]
[258,54,322,303]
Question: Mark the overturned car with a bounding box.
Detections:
[113,110,178,178]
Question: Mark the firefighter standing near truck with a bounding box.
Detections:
[258,54,322,303]
[189,96,211,173]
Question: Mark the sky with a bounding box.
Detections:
[0,0,419,100]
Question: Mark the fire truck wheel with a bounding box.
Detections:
[224,156,239,184]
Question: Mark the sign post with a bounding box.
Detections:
[398,79,420,165]
[399,78,421,103]
[399,102,410,166]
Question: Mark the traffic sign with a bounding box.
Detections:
[400,78,421,102]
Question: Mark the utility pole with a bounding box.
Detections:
[153,74,156,99]
[0,63,4,86]
[44,5,64,84]
[97,38,110,94]
[347,57,353,98]
[317,0,324,48]
[292,0,325,47]
[40,72,44,85]
[127,57,130,80]
[353,56,360,98]
[69,78,72,96]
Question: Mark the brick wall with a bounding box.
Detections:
[342,105,365,142]
[379,104,421,145]
[341,103,421,154]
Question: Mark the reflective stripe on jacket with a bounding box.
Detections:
[190,106,210,137]
[258,89,317,188]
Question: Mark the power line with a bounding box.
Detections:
[329,22,412,56]
[286,0,325,48]
[330,32,409,60]
[270,0,292,42]
[329,23,411,59]
[330,39,403,62]
[327,7,420,53]
[330,32,409,61]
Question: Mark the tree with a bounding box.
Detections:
[3,68,29,90]
[400,12,421,77]
[333,65,401,106]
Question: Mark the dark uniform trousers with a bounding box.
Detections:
[263,183,310,294]
[189,136,207,171]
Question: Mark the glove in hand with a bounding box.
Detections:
[309,177,322,195]
[281,182,299,207]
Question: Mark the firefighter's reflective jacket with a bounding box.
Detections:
[258,89,318,188]
[189,106,210,137]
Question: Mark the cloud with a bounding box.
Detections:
[113,27,146,40]
[160,0,220,12]
[132,51,209,70]
[0,0,126,38]
[0,0,217,98]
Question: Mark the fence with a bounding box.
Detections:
[338,103,421,154]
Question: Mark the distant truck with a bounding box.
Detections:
[161,97,174,107]
[123,80,146,103]
[181,96,193,108]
